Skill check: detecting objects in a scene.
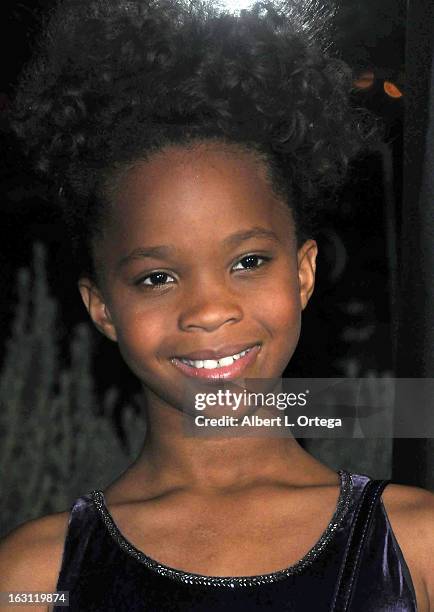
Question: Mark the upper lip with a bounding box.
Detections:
[175,342,261,361]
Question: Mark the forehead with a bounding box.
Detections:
[103,142,294,251]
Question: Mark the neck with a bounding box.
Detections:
[124,390,338,495]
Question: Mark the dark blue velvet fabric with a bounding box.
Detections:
[55,472,417,611]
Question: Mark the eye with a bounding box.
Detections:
[136,271,175,288]
[232,254,271,272]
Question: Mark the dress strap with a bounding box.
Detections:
[330,477,391,612]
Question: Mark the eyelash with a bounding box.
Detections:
[134,254,272,289]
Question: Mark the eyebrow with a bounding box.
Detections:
[117,227,281,268]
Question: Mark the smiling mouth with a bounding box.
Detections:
[170,344,262,380]
[176,344,259,368]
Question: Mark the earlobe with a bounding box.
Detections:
[297,239,318,310]
[78,278,118,342]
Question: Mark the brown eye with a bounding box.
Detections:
[232,254,270,271]
[137,271,175,288]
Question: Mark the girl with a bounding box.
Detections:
[1,0,433,610]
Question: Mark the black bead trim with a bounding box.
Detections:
[90,469,353,588]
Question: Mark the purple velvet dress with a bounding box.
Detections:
[54,471,417,611]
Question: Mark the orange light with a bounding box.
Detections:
[384,81,403,98]
[354,70,375,90]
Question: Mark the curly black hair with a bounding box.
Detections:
[11,0,381,279]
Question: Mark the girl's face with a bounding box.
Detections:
[79,142,317,415]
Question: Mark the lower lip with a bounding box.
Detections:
[171,345,261,380]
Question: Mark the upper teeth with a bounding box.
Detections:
[179,347,254,369]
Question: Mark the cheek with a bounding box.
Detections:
[257,277,302,365]
[271,287,300,326]
[111,305,168,378]
[259,267,301,328]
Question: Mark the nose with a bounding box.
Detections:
[178,280,243,332]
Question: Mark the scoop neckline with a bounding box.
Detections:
[90,469,353,588]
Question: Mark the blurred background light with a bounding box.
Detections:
[354,70,375,90]
[219,0,254,12]
[384,81,403,98]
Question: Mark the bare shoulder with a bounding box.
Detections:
[0,512,70,611]
[381,483,434,612]
[381,482,434,545]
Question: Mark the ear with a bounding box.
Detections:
[297,239,318,310]
[78,278,118,342]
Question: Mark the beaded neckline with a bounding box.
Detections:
[90,469,353,588]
